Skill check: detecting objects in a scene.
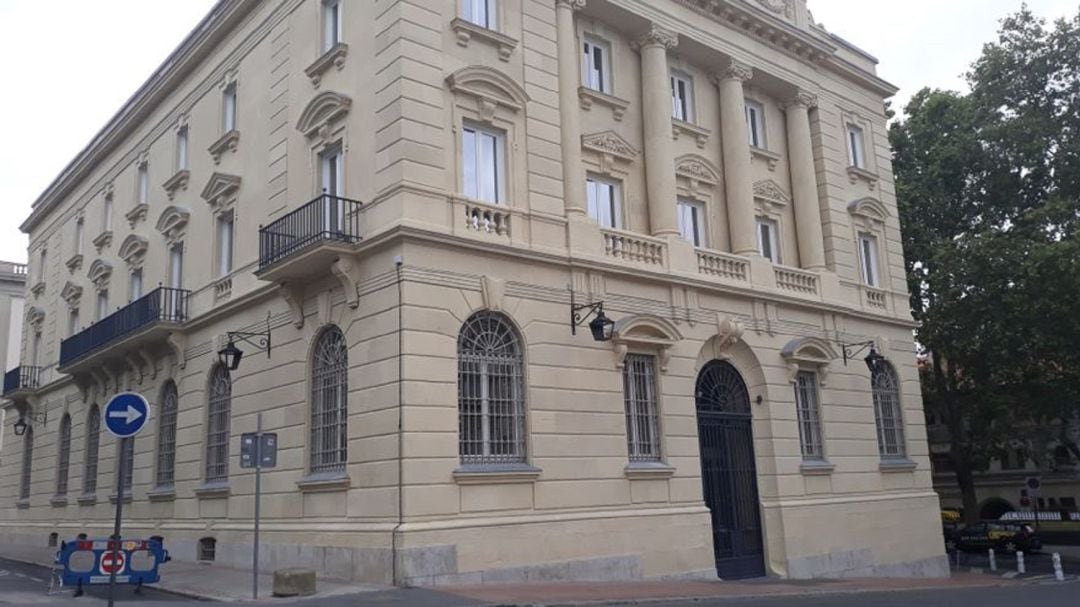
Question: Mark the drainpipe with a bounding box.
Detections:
[392,256,405,586]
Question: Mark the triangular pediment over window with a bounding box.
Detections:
[582,131,638,162]
[201,172,241,209]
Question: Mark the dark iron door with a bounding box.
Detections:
[695,360,765,579]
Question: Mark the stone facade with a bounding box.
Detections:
[0,0,946,584]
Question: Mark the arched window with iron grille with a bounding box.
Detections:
[457,312,526,465]
[19,427,34,501]
[310,326,348,473]
[156,380,179,487]
[205,365,232,482]
[83,405,101,495]
[56,414,72,497]
[871,364,906,458]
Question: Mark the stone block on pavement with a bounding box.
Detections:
[273,567,317,597]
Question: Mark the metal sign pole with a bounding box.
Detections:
[107,436,126,607]
[253,412,262,600]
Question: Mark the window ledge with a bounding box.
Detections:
[194,482,230,499]
[751,146,782,172]
[672,119,710,149]
[846,165,878,189]
[451,18,518,61]
[30,281,46,297]
[453,464,541,485]
[76,494,97,506]
[800,459,836,475]
[624,461,676,480]
[208,129,241,165]
[305,42,349,87]
[50,496,69,508]
[108,492,133,505]
[93,230,113,253]
[65,253,84,274]
[125,203,149,228]
[147,487,177,502]
[297,471,351,493]
[880,458,917,472]
[162,169,190,200]
[15,499,29,510]
[578,86,630,121]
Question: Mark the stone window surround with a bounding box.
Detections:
[847,197,891,299]
[780,336,838,475]
[673,155,722,249]
[839,107,878,189]
[577,21,630,121]
[580,131,637,232]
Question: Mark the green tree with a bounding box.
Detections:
[890,7,1080,522]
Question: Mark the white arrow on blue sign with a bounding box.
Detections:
[104,392,150,439]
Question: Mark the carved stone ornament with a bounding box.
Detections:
[716,59,754,83]
[200,172,242,212]
[118,234,149,269]
[330,255,362,309]
[60,281,83,307]
[279,283,305,329]
[481,275,506,311]
[155,205,191,243]
[635,24,678,50]
[87,259,113,290]
[755,0,794,18]
[675,154,721,185]
[780,336,837,384]
[581,131,638,161]
[610,314,683,373]
[715,316,745,352]
[785,90,818,110]
[296,91,352,139]
[555,0,586,10]
[447,66,529,121]
[753,179,791,207]
[848,196,889,229]
[25,306,45,331]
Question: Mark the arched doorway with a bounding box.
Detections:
[695,360,765,579]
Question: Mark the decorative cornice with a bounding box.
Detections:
[451,18,518,62]
[207,129,240,164]
[162,169,190,200]
[200,172,242,210]
[61,281,83,307]
[304,42,349,87]
[675,154,721,185]
[118,234,149,268]
[296,90,352,139]
[87,259,113,289]
[155,205,191,243]
[635,24,678,50]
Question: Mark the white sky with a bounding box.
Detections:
[0,0,1075,263]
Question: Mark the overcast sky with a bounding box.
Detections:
[0,0,1075,263]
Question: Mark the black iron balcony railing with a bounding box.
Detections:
[59,287,190,368]
[258,194,363,270]
[3,366,40,396]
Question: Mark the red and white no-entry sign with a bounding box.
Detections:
[100,551,126,575]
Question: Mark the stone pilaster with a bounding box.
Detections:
[784,90,826,270]
[714,60,757,256]
[637,24,680,237]
[556,0,587,217]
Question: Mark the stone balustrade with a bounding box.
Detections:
[601,228,666,266]
[774,265,819,295]
[865,287,887,309]
[696,249,749,282]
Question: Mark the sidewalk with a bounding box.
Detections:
[0,543,387,602]
[436,572,1021,606]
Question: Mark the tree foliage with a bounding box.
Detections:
[889,7,1080,520]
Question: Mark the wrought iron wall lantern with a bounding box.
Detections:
[570,290,615,342]
[13,409,46,436]
[841,340,886,374]
[218,313,273,371]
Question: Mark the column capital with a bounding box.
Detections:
[784,90,819,110]
[634,24,679,51]
[710,59,754,84]
[555,0,586,11]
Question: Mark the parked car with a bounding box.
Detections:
[942,509,963,551]
[956,522,1041,553]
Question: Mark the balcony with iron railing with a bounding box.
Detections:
[3,366,40,398]
[59,286,190,373]
[256,194,363,282]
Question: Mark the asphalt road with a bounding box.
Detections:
[0,556,184,605]
[950,548,1080,576]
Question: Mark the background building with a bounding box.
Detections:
[0,261,28,458]
[0,0,946,584]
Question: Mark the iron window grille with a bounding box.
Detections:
[56,414,72,497]
[205,365,232,483]
[19,427,33,500]
[794,371,825,460]
[457,313,526,466]
[623,354,662,462]
[871,365,907,458]
[198,537,216,562]
[83,406,101,495]
[156,381,179,487]
[310,326,348,473]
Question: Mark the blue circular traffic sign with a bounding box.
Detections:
[104,392,150,439]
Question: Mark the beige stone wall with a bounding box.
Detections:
[2,0,946,584]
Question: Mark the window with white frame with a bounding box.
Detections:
[68,308,79,337]
[320,144,344,199]
[19,427,33,501]
[96,291,109,321]
[102,196,113,232]
[322,0,342,51]
[129,269,143,302]
[462,124,505,204]
[858,233,880,287]
[623,353,661,462]
[871,365,906,458]
[582,36,611,94]
[847,124,865,168]
[310,326,348,473]
[176,126,189,171]
[586,175,621,229]
[75,219,84,255]
[83,405,101,495]
[156,381,179,488]
[223,83,238,133]
[756,217,780,263]
[137,163,149,206]
[56,414,72,497]
[458,312,526,466]
[794,371,825,460]
[205,365,232,483]
[216,212,234,277]
[746,100,766,148]
[31,331,41,366]
[463,0,495,29]
[671,70,693,122]
[169,244,183,290]
[677,199,707,247]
